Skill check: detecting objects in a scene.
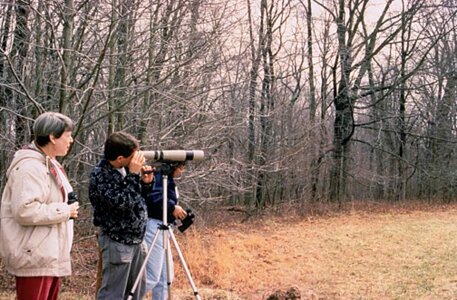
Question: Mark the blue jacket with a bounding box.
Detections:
[146,172,179,223]
[89,158,152,245]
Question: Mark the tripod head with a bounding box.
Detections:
[154,161,186,178]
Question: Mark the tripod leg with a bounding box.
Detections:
[165,231,173,299]
[168,230,202,300]
[127,226,162,300]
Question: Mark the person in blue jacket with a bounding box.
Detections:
[144,161,187,300]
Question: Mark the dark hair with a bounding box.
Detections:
[171,161,186,169]
[104,132,139,161]
[33,112,74,147]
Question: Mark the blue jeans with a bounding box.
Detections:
[144,218,174,300]
[97,232,147,300]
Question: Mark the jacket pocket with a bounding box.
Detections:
[6,225,55,270]
[25,225,58,267]
[109,240,134,264]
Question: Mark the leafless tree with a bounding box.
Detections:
[1,0,457,212]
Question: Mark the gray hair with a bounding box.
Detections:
[33,112,74,146]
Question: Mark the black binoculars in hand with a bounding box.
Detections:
[178,209,195,233]
[67,192,79,220]
[67,192,79,205]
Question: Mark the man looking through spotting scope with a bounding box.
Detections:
[88,131,154,300]
[144,160,189,299]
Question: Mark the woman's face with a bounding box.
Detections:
[173,165,185,178]
[52,131,74,157]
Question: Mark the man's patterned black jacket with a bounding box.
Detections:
[89,158,153,245]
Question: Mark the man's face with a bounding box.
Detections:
[118,150,137,167]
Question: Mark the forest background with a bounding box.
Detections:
[2,0,457,209]
[1,0,457,297]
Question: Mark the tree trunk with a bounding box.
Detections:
[59,0,75,114]
[11,0,32,148]
[329,0,354,204]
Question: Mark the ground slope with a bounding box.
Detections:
[2,203,457,299]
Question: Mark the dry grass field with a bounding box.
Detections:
[3,202,457,299]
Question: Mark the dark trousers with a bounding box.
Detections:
[97,232,147,300]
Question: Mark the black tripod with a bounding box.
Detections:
[127,165,201,300]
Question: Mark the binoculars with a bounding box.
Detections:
[178,209,195,233]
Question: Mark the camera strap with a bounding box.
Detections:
[50,158,73,202]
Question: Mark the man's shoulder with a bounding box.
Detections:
[89,160,111,185]
[90,159,110,174]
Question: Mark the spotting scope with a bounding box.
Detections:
[142,150,205,162]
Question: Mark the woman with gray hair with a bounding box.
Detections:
[0,112,79,300]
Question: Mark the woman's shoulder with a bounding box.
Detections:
[8,150,47,174]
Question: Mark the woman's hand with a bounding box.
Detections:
[68,202,79,219]
[173,205,187,220]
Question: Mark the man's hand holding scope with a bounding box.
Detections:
[128,151,154,184]
[141,164,155,184]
